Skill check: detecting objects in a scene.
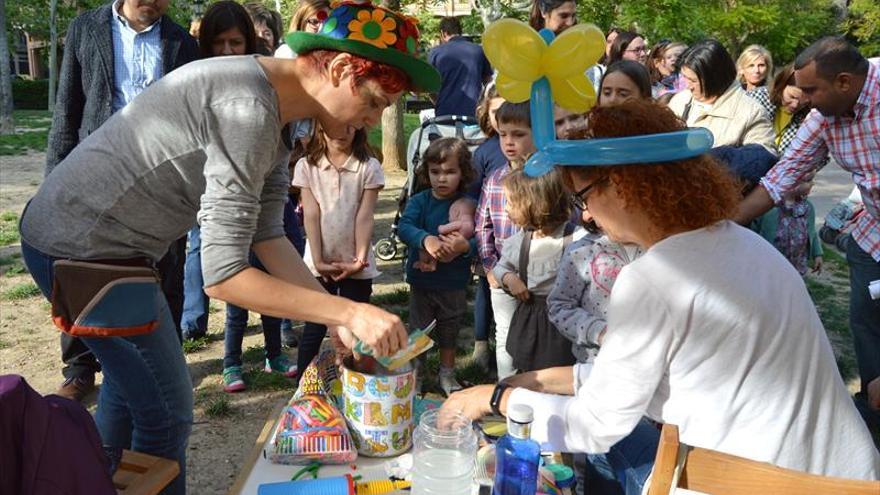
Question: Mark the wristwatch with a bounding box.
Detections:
[490,382,512,417]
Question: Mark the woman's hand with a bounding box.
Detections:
[503,273,530,301]
[440,384,495,422]
[338,302,408,358]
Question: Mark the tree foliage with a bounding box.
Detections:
[576,0,838,65]
[844,0,880,57]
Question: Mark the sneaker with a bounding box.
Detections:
[182,329,206,341]
[439,369,463,397]
[471,341,490,372]
[281,325,299,348]
[222,366,246,393]
[265,355,298,378]
[56,376,96,402]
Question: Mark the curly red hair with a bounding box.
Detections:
[300,49,411,94]
[565,101,741,234]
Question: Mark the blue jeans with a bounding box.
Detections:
[474,275,493,341]
[223,253,282,368]
[298,277,373,372]
[181,227,209,337]
[21,240,193,495]
[583,419,660,495]
[846,235,880,396]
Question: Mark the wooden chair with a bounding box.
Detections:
[647,424,880,495]
[113,450,180,495]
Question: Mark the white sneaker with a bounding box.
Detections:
[439,370,463,397]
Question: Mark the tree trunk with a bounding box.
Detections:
[0,0,14,134]
[380,0,406,170]
[48,0,58,111]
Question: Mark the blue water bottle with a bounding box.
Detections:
[493,404,540,495]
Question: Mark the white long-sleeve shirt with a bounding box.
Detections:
[510,221,880,481]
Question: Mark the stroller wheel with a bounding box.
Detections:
[375,238,398,261]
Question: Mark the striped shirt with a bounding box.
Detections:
[475,165,520,271]
[762,60,880,261]
[111,0,163,111]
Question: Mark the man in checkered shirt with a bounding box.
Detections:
[737,37,880,422]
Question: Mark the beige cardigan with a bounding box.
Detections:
[669,82,777,155]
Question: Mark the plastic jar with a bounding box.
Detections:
[411,409,478,495]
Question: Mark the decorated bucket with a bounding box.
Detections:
[342,360,416,457]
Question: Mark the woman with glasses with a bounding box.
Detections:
[274,0,331,58]
[441,101,880,494]
[668,39,775,153]
[606,31,648,67]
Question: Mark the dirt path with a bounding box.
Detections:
[0,151,410,494]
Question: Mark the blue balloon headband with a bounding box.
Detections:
[480,20,714,178]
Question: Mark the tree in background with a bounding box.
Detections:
[845,0,880,56]
[1,0,14,134]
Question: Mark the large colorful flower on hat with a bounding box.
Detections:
[321,4,355,38]
[348,8,397,49]
[394,16,419,55]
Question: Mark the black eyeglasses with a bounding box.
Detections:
[570,179,605,211]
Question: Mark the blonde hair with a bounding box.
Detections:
[502,168,571,232]
[289,0,330,32]
[736,44,773,87]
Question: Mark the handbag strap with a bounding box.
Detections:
[518,229,532,287]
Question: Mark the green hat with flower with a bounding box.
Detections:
[286,1,441,93]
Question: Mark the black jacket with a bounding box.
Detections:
[45,3,199,176]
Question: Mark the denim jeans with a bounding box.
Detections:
[473,275,493,341]
[846,235,880,395]
[21,240,193,495]
[223,253,282,368]
[584,419,660,495]
[298,277,373,372]
[181,227,209,337]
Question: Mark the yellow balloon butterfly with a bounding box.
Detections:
[482,20,606,113]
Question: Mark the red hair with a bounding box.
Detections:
[300,49,411,94]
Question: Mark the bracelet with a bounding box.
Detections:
[490,382,511,417]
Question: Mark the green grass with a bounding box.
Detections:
[205,396,234,418]
[805,275,856,381]
[0,253,26,276]
[821,242,848,273]
[0,110,52,156]
[182,336,210,354]
[0,339,10,349]
[242,367,294,391]
[371,287,410,306]
[2,282,41,300]
[0,212,20,246]
[242,344,267,364]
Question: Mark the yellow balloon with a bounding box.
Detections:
[543,24,606,79]
[495,73,531,103]
[482,19,545,82]
[549,75,596,113]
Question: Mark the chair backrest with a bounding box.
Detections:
[647,424,880,495]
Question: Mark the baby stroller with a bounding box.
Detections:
[374,114,485,261]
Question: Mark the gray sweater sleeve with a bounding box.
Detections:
[198,98,285,287]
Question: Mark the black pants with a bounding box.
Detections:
[60,237,187,380]
[296,277,373,373]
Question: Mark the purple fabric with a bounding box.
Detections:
[0,374,115,495]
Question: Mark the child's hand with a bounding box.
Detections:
[811,256,823,274]
[437,232,469,262]
[503,273,530,301]
[314,261,343,280]
[331,259,367,281]
[486,270,500,288]
[423,235,444,259]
